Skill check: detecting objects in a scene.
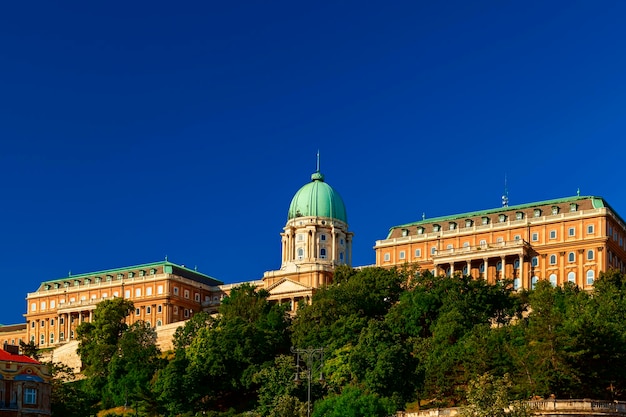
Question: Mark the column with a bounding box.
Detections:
[559,252,566,285]
[331,226,336,263]
[500,256,506,281]
[450,262,455,276]
[483,258,489,281]
[466,260,471,277]
[578,249,584,287]
[518,254,524,290]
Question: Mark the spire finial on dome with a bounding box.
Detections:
[316,149,320,172]
[311,150,324,181]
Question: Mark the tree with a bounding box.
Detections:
[104,321,162,409]
[253,355,307,417]
[19,340,39,360]
[311,386,395,417]
[460,373,530,417]
[75,298,134,395]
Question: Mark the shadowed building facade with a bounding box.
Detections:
[375,195,626,290]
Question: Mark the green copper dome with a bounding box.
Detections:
[288,171,348,223]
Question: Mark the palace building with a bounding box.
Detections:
[13,162,352,350]
[23,261,223,349]
[262,166,353,309]
[374,195,626,290]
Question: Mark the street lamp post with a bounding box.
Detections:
[291,346,325,417]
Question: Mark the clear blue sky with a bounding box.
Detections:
[1,1,625,324]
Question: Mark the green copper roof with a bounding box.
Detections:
[288,171,348,223]
[40,260,223,287]
[388,195,615,238]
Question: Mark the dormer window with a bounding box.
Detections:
[106,275,113,281]
[449,222,457,230]
[481,217,489,225]
[117,273,124,280]
[534,209,542,217]
[64,282,70,288]
[417,227,425,235]
[401,229,409,237]
[498,214,507,223]
[150,268,157,275]
[44,284,50,290]
[74,280,80,286]
[84,278,91,284]
[516,211,524,220]
[95,276,101,283]
[433,224,441,232]
[54,283,60,289]
[139,270,146,277]
[128,271,135,278]
[551,206,559,215]
[465,219,473,227]
[570,203,578,212]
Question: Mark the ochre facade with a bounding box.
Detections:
[375,196,625,289]
[23,261,224,349]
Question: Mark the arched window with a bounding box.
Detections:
[514,259,520,269]
[586,270,595,285]
[297,248,304,260]
[531,276,539,289]
[568,252,575,262]
[496,262,503,271]
[587,250,594,260]
[531,257,538,267]
[567,271,576,283]
[479,263,485,273]
[549,254,557,265]
[549,274,557,287]
[320,248,327,259]
[462,265,469,275]
[513,278,521,290]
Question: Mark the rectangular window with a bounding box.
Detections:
[514,235,521,241]
[157,285,164,295]
[135,288,141,297]
[568,227,575,237]
[173,287,179,295]
[184,290,190,299]
[135,308,140,315]
[31,303,36,312]
[549,230,557,239]
[24,388,37,405]
[40,301,46,310]
[415,249,421,258]
[184,309,189,318]
[50,300,55,308]
[50,333,54,344]
[587,225,594,234]
[195,293,200,302]
[399,251,405,260]
[532,233,538,242]
[146,287,153,296]
[383,253,390,262]
[124,290,130,298]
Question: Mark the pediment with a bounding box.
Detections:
[266,278,313,296]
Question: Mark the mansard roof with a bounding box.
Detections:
[387,195,621,239]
